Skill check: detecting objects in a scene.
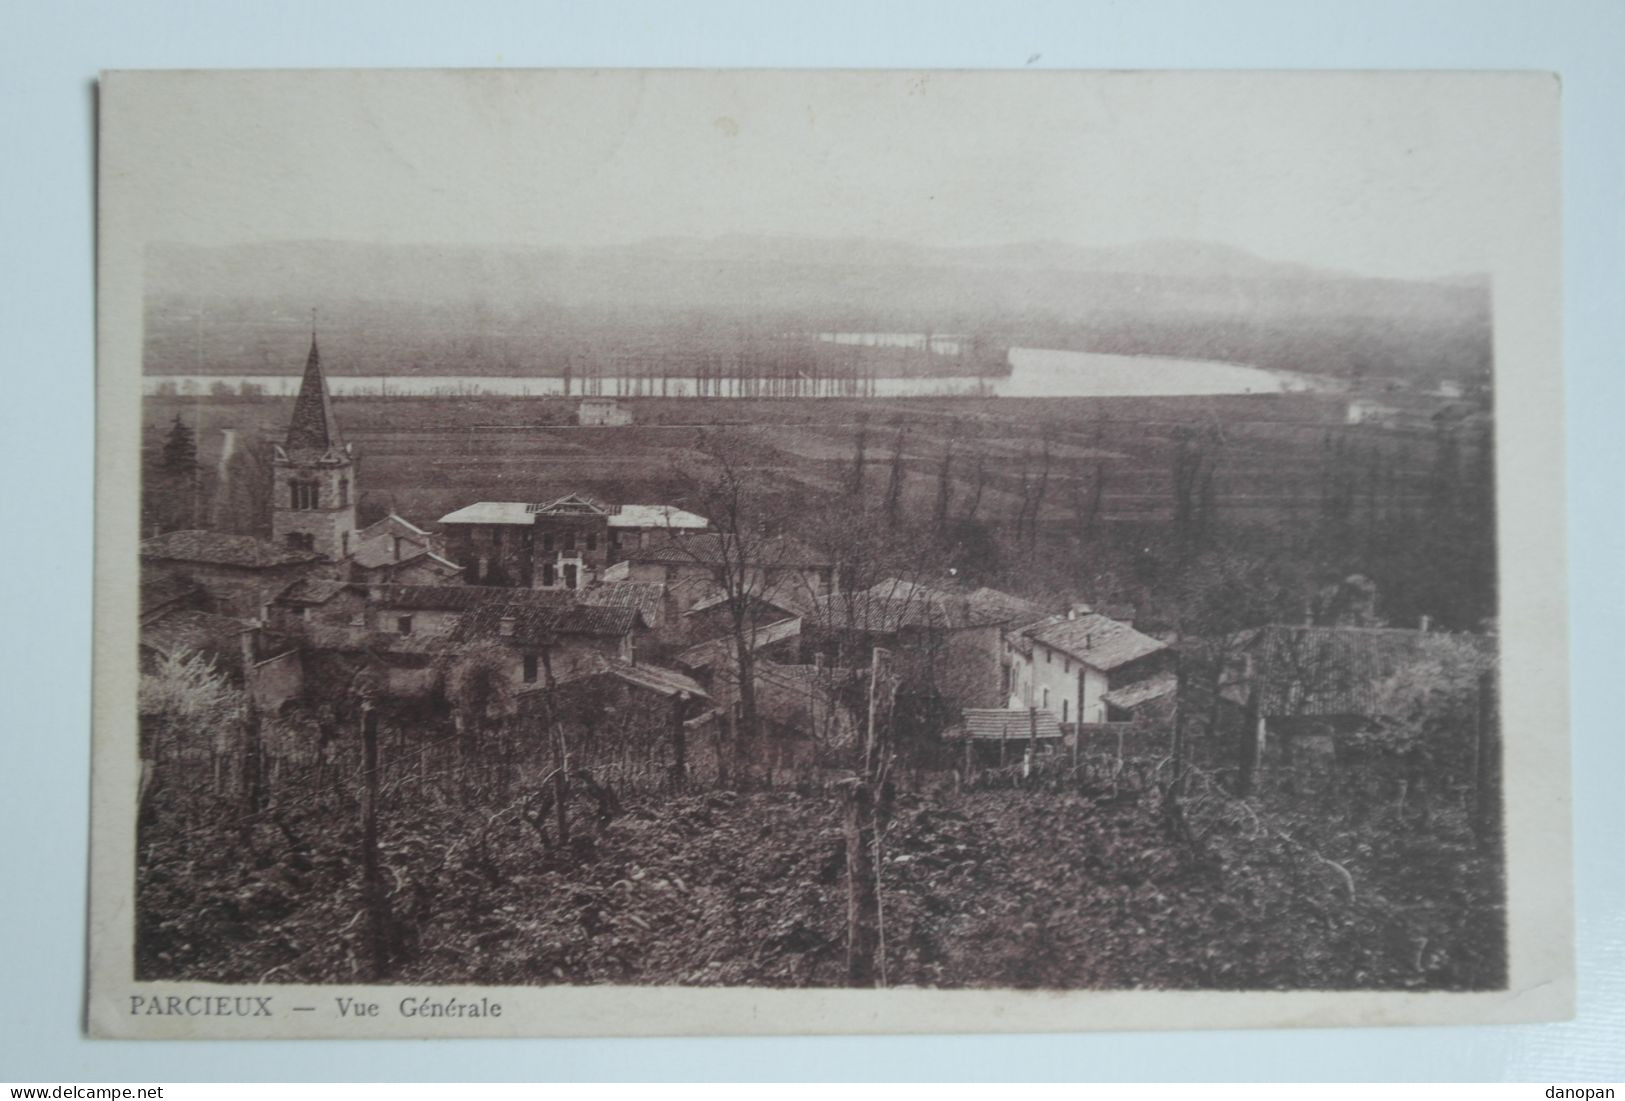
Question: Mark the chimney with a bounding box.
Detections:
[499,615,516,638]
[1419,615,1431,632]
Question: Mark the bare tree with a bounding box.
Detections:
[962,451,988,523]
[932,441,954,533]
[846,414,868,497]
[883,427,907,528]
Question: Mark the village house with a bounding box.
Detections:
[348,513,463,585]
[266,580,654,703]
[670,584,813,653]
[141,530,332,619]
[805,579,1047,731]
[1004,609,1170,726]
[436,497,709,588]
[444,595,649,689]
[674,616,805,678]
[605,504,710,563]
[621,532,836,618]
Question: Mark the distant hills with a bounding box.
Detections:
[143,237,1492,383]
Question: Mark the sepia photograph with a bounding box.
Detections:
[88,68,1569,1037]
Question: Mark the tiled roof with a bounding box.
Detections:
[275,577,355,606]
[546,654,709,700]
[357,513,427,540]
[675,616,803,669]
[684,584,815,619]
[955,708,1064,742]
[437,502,535,526]
[357,513,433,542]
[140,572,203,619]
[809,580,1014,634]
[1024,614,1166,671]
[608,504,710,530]
[965,586,1049,625]
[1101,671,1179,711]
[369,584,499,611]
[577,581,665,624]
[348,540,459,572]
[449,600,643,646]
[141,530,326,568]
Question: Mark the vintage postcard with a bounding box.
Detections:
[91,69,1569,1037]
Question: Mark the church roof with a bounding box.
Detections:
[284,334,343,455]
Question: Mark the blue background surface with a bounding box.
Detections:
[2,0,1620,1082]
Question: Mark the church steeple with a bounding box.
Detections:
[285,329,343,455]
[271,325,358,562]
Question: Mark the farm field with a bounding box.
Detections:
[145,389,1444,540]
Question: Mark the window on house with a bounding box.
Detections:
[543,533,555,553]
[492,527,503,549]
[476,556,488,581]
[586,531,597,551]
[1042,687,1050,709]
[1064,658,1071,673]
[542,563,555,587]
[397,616,413,636]
[341,532,350,557]
[290,481,319,510]
[523,654,538,683]
[563,530,576,551]
[1062,699,1069,722]
[1045,649,1052,665]
[338,479,349,508]
[393,535,403,561]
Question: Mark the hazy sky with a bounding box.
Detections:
[105,69,1556,280]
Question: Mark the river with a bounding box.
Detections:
[143,347,1326,400]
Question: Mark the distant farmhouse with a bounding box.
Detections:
[1346,397,1400,426]
[578,397,633,426]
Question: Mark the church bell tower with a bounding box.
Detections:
[270,330,357,561]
